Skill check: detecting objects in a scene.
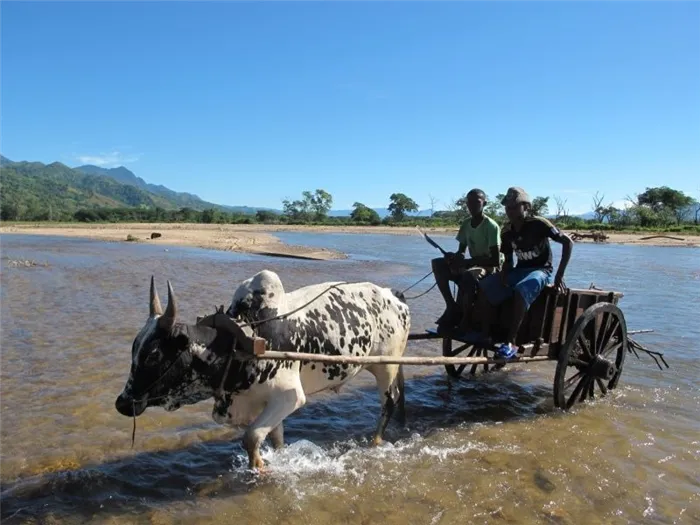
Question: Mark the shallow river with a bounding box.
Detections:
[1,231,699,524]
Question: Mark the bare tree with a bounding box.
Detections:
[592,191,605,222]
[427,193,439,218]
[553,195,569,220]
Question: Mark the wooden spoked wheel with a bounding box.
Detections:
[554,302,628,410]
[442,338,465,378]
[442,339,490,378]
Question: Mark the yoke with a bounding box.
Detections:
[195,310,267,356]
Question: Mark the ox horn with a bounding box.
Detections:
[158,280,178,330]
[150,275,163,317]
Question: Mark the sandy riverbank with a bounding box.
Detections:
[0,223,347,260]
[1,223,698,258]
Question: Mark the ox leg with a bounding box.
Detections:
[367,363,404,446]
[243,386,306,470]
[269,422,284,450]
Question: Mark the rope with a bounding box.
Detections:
[239,271,438,329]
[399,270,434,295]
[404,282,437,300]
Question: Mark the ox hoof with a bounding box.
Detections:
[371,436,383,447]
[249,454,266,471]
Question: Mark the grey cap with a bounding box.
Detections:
[501,187,531,206]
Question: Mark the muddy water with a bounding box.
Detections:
[1,232,699,525]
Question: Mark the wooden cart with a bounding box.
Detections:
[407,285,666,410]
[197,285,667,413]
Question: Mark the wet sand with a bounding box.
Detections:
[0,223,346,260]
[1,223,698,258]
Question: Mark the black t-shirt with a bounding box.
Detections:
[501,216,562,270]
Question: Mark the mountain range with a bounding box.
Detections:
[1,155,598,220]
[0,156,271,217]
[0,156,425,218]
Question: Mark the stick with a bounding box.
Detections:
[244,350,553,366]
[639,235,685,241]
[627,337,670,370]
[415,226,448,256]
[628,329,654,335]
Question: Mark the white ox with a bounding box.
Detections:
[115,270,411,469]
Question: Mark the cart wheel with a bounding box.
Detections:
[553,302,627,410]
[442,338,476,379]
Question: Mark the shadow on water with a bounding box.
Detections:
[0,370,560,524]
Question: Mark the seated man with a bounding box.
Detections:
[432,188,503,331]
[477,187,573,358]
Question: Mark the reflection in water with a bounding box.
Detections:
[1,233,699,524]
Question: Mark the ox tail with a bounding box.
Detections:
[396,365,406,427]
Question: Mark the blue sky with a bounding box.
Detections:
[2,1,699,214]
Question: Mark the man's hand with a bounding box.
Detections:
[554,273,568,294]
[447,252,465,275]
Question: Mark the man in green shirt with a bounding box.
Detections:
[432,188,503,331]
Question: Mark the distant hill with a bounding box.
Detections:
[74,164,265,214]
[0,156,276,220]
[0,158,178,220]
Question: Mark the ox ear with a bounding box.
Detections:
[150,275,163,317]
[158,280,178,331]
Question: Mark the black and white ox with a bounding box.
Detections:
[115,270,411,469]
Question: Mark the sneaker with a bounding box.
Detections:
[496,343,517,359]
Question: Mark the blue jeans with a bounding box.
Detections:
[478,267,553,310]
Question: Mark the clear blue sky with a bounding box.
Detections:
[2,1,699,214]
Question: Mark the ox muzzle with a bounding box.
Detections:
[115,392,148,417]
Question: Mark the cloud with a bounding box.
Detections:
[610,199,633,210]
[75,151,141,167]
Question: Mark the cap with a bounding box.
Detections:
[501,187,531,206]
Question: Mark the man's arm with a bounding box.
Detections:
[539,218,573,290]
[552,232,573,289]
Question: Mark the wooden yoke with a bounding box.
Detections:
[196,312,267,356]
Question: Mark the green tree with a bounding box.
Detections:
[483,193,506,222]
[637,186,694,224]
[201,208,221,224]
[310,189,333,221]
[350,202,381,224]
[531,196,550,217]
[282,194,312,222]
[388,193,419,222]
[256,210,279,223]
[282,189,333,222]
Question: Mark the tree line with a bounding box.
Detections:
[2,185,698,233]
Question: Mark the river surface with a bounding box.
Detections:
[1,231,699,525]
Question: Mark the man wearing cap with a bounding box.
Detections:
[432,188,503,331]
[477,187,573,359]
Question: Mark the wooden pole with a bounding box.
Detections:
[245,351,554,366]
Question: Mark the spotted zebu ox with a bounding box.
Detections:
[115,270,411,469]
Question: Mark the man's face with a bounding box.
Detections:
[505,202,526,222]
[467,193,485,216]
